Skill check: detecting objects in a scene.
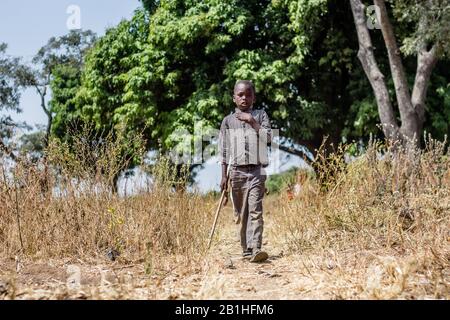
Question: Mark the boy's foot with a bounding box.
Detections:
[242,249,252,259]
[250,250,268,263]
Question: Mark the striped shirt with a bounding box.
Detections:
[219,108,272,166]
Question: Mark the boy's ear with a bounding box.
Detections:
[251,94,256,106]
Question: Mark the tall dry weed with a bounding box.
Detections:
[0,127,210,273]
[273,137,449,298]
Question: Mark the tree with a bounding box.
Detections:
[140,0,160,13]
[0,43,29,159]
[55,0,449,173]
[17,30,97,147]
[349,0,449,147]
[19,129,46,162]
[73,1,348,164]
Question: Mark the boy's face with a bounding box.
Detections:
[233,83,255,111]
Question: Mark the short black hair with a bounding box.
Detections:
[234,80,256,95]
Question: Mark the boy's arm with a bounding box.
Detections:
[236,111,271,141]
[220,163,228,205]
[236,112,261,132]
[219,117,229,192]
[220,163,228,192]
[258,111,272,143]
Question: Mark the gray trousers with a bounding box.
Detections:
[230,165,266,251]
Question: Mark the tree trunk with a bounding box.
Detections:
[411,44,438,136]
[350,0,439,148]
[374,0,421,146]
[37,88,52,148]
[349,0,400,144]
[36,86,52,195]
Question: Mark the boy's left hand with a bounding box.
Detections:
[235,112,254,123]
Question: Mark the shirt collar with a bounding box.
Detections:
[235,107,254,114]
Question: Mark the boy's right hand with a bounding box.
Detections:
[220,177,228,192]
[220,177,228,206]
[223,193,228,206]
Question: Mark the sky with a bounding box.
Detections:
[0,0,305,192]
[0,0,141,126]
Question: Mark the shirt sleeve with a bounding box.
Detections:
[219,117,229,164]
[259,111,272,144]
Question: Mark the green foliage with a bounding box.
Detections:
[69,1,347,156]
[48,0,449,166]
[140,0,160,13]
[34,30,97,72]
[73,10,151,141]
[0,43,29,155]
[344,53,450,142]
[426,71,450,140]
[9,30,98,158]
[19,130,46,161]
[50,64,84,140]
[47,123,146,188]
[0,43,21,111]
[265,167,298,194]
[392,0,450,57]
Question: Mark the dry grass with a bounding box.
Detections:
[0,133,449,299]
[273,138,450,299]
[0,130,211,274]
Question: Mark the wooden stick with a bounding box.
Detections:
[207,164,231,249]
[207,186,228,249]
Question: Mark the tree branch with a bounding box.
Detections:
[275,143,314,167]
[411,44,438,125]
[0,139,17,161]
[34,85,51,118]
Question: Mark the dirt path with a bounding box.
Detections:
[2,202,433,300]
[195,216,318,299]
[192,205,350,300]
[0,202,339,300]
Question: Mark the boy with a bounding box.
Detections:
[219,80,272,263]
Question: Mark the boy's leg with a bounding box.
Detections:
[240,200,250,252]
[247,169,266,251]
[230,168,250,252]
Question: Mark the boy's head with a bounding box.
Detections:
[233,80,256,111]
